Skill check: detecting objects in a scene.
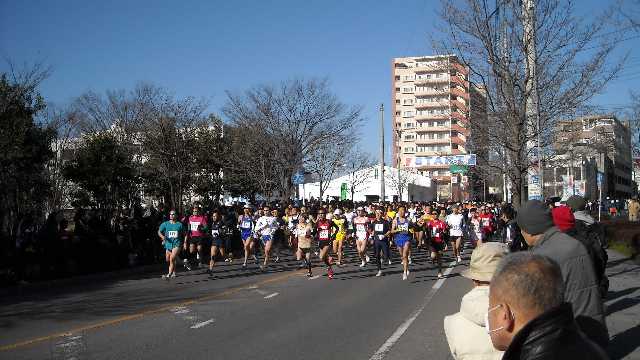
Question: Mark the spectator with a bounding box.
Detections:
[551,205,608,298]
[628,198,639,222]
[444,243,507,360]
[487,252,608,359]
[516,200,608,349]
[500,205,527,252]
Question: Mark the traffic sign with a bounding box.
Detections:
[597,172,604,186]
[292,172,305,185]
[449,164,468,174]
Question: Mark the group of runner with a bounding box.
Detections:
[157,202,503,281]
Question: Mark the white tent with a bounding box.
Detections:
[298,165,435,202]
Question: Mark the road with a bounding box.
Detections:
[0,246,470,360]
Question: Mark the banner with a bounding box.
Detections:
[561,175,574,201]
[340,183,348,200]
[414,154,476,167]
[528,174,542,201]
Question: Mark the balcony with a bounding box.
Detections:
[451,75,469,88]
[414,64,449,73]
[415,101,449,109]
[450,87,469,100]
[415,113,450,121]
[415,126,452,132]
[451,100,468,113]
[451,123,469,135]
[415,138,450,145]
[451,62,469,76]
[415,89,448,97]
[450,136,466,146]
[451,111,468,123]
[414,76,450,85]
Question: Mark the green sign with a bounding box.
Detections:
[340,183,348,200]
[449,164,469,174]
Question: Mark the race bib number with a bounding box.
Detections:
[241,221,251,228]
[167,230,178,238]
[432,228,440,237]
[377,234,384,240]
[319,230,329,239]
[483,219,490,227]
[399,223,409,232]
[190,222,200,232]
[356,224,366,232]
[211,229,219,237]
[374,223,384,232]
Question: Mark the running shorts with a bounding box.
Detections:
[394,235,411,248]
[211,237,223,247]
[318,240,332,249]
[189,236,205,246]
[241,230,252,241]
[261,235,272,245]
[164,238,181,251]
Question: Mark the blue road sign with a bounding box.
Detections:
[292,172,305,185]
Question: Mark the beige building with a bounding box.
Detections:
[550,114,634,199]
[391,54,484,200]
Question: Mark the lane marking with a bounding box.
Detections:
[172,306,190,315]
[0,269,304,352]
[264,292,279,299]
[308,275,321,280]
[253,289,269,296]
[369,262,456,360]
[190,319,215,329]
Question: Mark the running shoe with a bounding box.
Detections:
[184,262,192,271]
[260,264,265,271]
[206,268,213,275]
[242,262,247,268]
[457,256,462,263]
[307,271,313,277]
[365,255,370,263]
[225,258,231,262]
[402,272,407,281]
[406,269,410,275]
[408,256,412,265]
[375,270,382,277]
[169,272,176,279]
[327,267,334,280]
[359,261,366,267]
[162,273,169,280]
[275,256,280,263]
[437,272,443,279]
[388,259,392,265]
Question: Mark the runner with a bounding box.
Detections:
[445,205,464,263]
[478,206,495,241]
[238,205,255,268]
[371,208,391,277]
[271,208,285,263]
[353,207,371,267]
[286,207,300,250]
[184,205,208,271]
[468,208,485,247]
[158,210,183,279]
[315,209,338,279]
[427,210,448,278]
[208,210,225,274]
[295,214,314,276]
[391,206,412,280]
[332,209,348,266]
[254,206,280,271]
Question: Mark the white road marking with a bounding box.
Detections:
[264,292,279,299]
[308,275,321,280]
[369,262,456,360]
[190,319,215,329]
[253,289,269,295]
[172,306,190,315]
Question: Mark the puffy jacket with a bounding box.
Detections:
[502,303,609,360]
[531,226,609,349]
[444,286,504,360]
[502,220,528,252]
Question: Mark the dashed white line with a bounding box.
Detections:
[308,275,321,280]
[264,292,279,299]
[369,262,456,360]
[190,319,215,329]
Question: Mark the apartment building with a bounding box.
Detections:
[391,54,480,200]
[550,114,634,199]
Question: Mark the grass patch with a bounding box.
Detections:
[609,240,637,259]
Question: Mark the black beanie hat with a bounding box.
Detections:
[566,195,587,211]
[516,200,554,235]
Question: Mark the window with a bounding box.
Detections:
[436,73,443,78]
[395,111,401,116]
[404,134,415,141]
[395,99,400,104]
[403,99,414,105]
[403,110,414,117]
[404,147,415,153]
[395,87,400,92]
[402,87,414,93]
[395,75,400,80]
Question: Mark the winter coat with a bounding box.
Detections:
[530,226,609,349]
[502,220,528,252]
[444,286,504,360]
[502,303,609,360]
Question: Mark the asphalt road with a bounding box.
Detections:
[0,246,471,360]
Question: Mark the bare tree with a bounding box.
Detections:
[304,139,352,204]
[435,0,626,206]
[223,78,363,200]
[388,166,417,202]
[341,149,376,201]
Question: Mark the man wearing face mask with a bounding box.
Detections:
[486,252,608,359]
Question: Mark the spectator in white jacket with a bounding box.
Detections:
[444,243,507,360]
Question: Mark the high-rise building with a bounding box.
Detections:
[391,54,481,200]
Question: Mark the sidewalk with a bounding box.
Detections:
[605,249,640,360]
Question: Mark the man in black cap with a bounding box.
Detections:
[516,200,608,350]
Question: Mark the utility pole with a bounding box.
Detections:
[379,103,385,202]
[523,0,543,201]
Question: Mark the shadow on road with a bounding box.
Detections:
[608,325,640,360]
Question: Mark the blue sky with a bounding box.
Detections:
[1,0,638,160]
